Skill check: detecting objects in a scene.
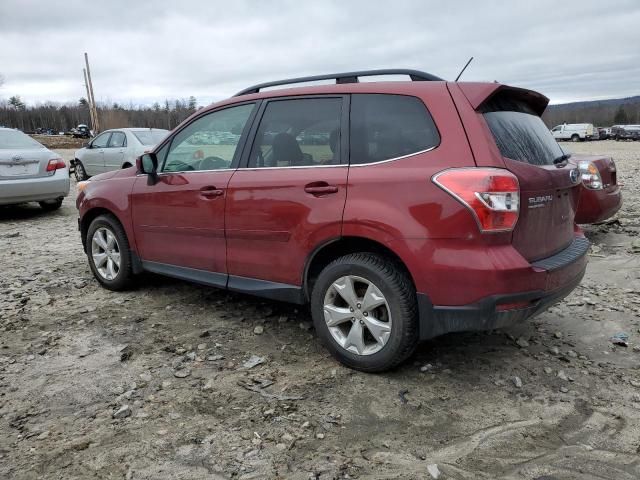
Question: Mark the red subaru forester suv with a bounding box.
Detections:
[76,69,588,372]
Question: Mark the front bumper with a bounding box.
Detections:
[0,171,70,205]
[417,236,589,340]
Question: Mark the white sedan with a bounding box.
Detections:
[0,128,70,210]
[72,128,168,180]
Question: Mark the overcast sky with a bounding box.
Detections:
[1,0,638,107]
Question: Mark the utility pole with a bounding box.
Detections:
[83,68,96,132]
[84,53,100,133]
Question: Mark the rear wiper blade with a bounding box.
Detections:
[553,153,571,165]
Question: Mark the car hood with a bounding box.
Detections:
[89,166,137,182]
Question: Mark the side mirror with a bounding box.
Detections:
[137,153,159,185]
[84,142,91,148]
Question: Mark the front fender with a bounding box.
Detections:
[78,174,137,252]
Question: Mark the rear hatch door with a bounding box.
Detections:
[478,90,582,261]
[0,130,55,180]
[0,148,55,180]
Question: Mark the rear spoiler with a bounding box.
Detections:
[456,82,549,116]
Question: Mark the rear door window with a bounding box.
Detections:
[482,98,564,166]
[247,98,343,168]
[350,94,439,164]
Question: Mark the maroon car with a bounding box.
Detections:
[571,156,622,224]
[76,69,588,371]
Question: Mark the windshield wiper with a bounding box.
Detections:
[553,153,571,166]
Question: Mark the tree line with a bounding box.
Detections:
[542,98,640,128]
[0,95,200,133]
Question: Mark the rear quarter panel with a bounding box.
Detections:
[342,83,479,293]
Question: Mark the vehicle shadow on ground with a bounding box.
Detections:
[0,204,65,221]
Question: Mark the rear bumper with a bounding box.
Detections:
[575,185,622,224]
[0,170,70,205]
[417,235,589,340]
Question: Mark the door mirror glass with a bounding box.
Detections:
[139,153,158,174]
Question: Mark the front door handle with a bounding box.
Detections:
[200,186,224,198]
[304,182,338,195]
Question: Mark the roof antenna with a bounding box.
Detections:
[455,57,474,82]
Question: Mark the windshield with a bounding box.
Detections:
[0,130,45,149]
[132,130,169,146]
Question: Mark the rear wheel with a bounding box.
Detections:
[39,198,63,211]
[571,134,580,142]
[86,214,134,291]
[74,160,88,181]
[310,253,418,372]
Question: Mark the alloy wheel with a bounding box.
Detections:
[323,275,392,355]
[91,227,121,281]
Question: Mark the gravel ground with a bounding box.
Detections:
[1,141,639,480]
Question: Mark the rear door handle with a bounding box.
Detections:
[200,186,224,198]
[304,182,338,195]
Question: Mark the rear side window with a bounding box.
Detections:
[482,96,564,166]
[350,94,439,164]
[248,98,342,168]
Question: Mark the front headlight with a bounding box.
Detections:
[77,180,90,193]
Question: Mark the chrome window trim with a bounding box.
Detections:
[239,164,347,171]
[350,145,438,167]
[135,145,438,176]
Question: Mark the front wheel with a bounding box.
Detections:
[86,214,134,291]
[310,253,418,372]
[74,160,88,181]
[571,134,580,142]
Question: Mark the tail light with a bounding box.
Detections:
[577,160,602,190]
[46,158,66,172]
[433,168,520,232]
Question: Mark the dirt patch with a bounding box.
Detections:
[1,140,640,479]
[30,135,86,150]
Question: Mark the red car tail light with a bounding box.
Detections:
[433,168,520,232]
[46,158,66,172]
[577,160,602,190]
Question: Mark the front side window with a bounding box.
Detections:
[108,132,126,148]
[248,98,342,168]
[162,103,255,172]
[92,132,111,149]
[350,94,440,165]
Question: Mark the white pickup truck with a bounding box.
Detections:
[550,123,598,142]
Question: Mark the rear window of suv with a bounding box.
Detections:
[350,94,440,164]
[482,95,564,166]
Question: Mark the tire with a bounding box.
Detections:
[39,198,63,211]
[122,163,132,169]
[86,214,134,291]
[571,134,580,142]
[310,253,418,372]
[74,160,88,181]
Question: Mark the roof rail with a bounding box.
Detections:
[234,69,443,96]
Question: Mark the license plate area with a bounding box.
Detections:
[0,162,39,177]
